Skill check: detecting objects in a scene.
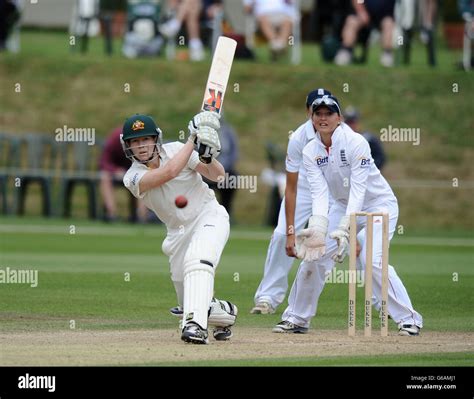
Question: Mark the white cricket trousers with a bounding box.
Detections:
[283,200,423,329]
[254,182,313,309]
[161,199,230,307]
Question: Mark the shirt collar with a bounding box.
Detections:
[331,124,344,144]
[314,123,345,148]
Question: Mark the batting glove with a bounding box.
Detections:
[188,111,221,138]
[197,126,221,151]
[329,215,350,263]
[296,215,328,262]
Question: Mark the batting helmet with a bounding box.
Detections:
[121,114,163,163]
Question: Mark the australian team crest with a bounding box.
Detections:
[132,120,145,131]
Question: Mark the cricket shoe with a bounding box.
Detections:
[212,326,233,341]
[169,306,183,318]
[250,301,275,315]
[189,40,205,62]
[398,324,421,336]
[380,51,394,67]
[334,49,352,66]
[272,320,308,334]
[181,322,209,344]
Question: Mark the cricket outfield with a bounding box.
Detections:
[0,217,472,366]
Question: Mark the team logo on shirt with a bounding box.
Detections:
[340,149,347,162]
[340,149,349,167]
[132,120,145,131]
[315,156,329,166]
[359,156,371,167]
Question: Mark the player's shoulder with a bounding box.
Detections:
[342,124,367,145]
[123,161,147,186]
[125,160,147,175]
[162,141,184,156]
[302,136,318,157]
[289,119,311,142]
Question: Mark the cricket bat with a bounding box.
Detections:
[198,36,237,163]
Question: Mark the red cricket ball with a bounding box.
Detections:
[175,195,188,209]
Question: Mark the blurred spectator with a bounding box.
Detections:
[335,0,396,67]
[203,0,222,19]
[159,0,205,61]
[203,117,239,221]
[397,0,438,67]
[243,0,298,60]
[459,0,474,15]
[313,0,353,61]
[344,106,386,171]
[419,0,437,46]
[0,0,20,51]
[459,0,474,69]
[122,0,163,58]
[99,127,148,222]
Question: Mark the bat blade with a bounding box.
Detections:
[201,36,237,115]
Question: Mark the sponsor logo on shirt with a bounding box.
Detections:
[359,156,371,167]
[131,172,139,185]
[315,156,329,167]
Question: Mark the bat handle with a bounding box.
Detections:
[198,144,213,164]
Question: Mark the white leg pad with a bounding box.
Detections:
[183,261,214,330]
[208,298,238,327]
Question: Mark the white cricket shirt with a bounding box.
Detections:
[286,119,316,184]
[123,142,216,228]
[302,123,396,217]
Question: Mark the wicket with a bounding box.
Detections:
[348,212,389,337]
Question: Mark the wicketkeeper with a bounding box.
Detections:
[273,93,423,336]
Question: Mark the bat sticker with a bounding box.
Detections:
[203,89,223,113]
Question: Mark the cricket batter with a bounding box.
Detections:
[251,88,334,314]
[122,112,237,344]
[273,93,423,336]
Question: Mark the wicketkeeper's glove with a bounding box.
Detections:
[296,215,328,262]
[329,215,350,263]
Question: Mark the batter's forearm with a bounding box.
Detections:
[167,140,195,177]
[201,159,225,182]
[139,141,194,193]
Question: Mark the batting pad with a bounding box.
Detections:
[183,261,215,330]
[208,298,237,327]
